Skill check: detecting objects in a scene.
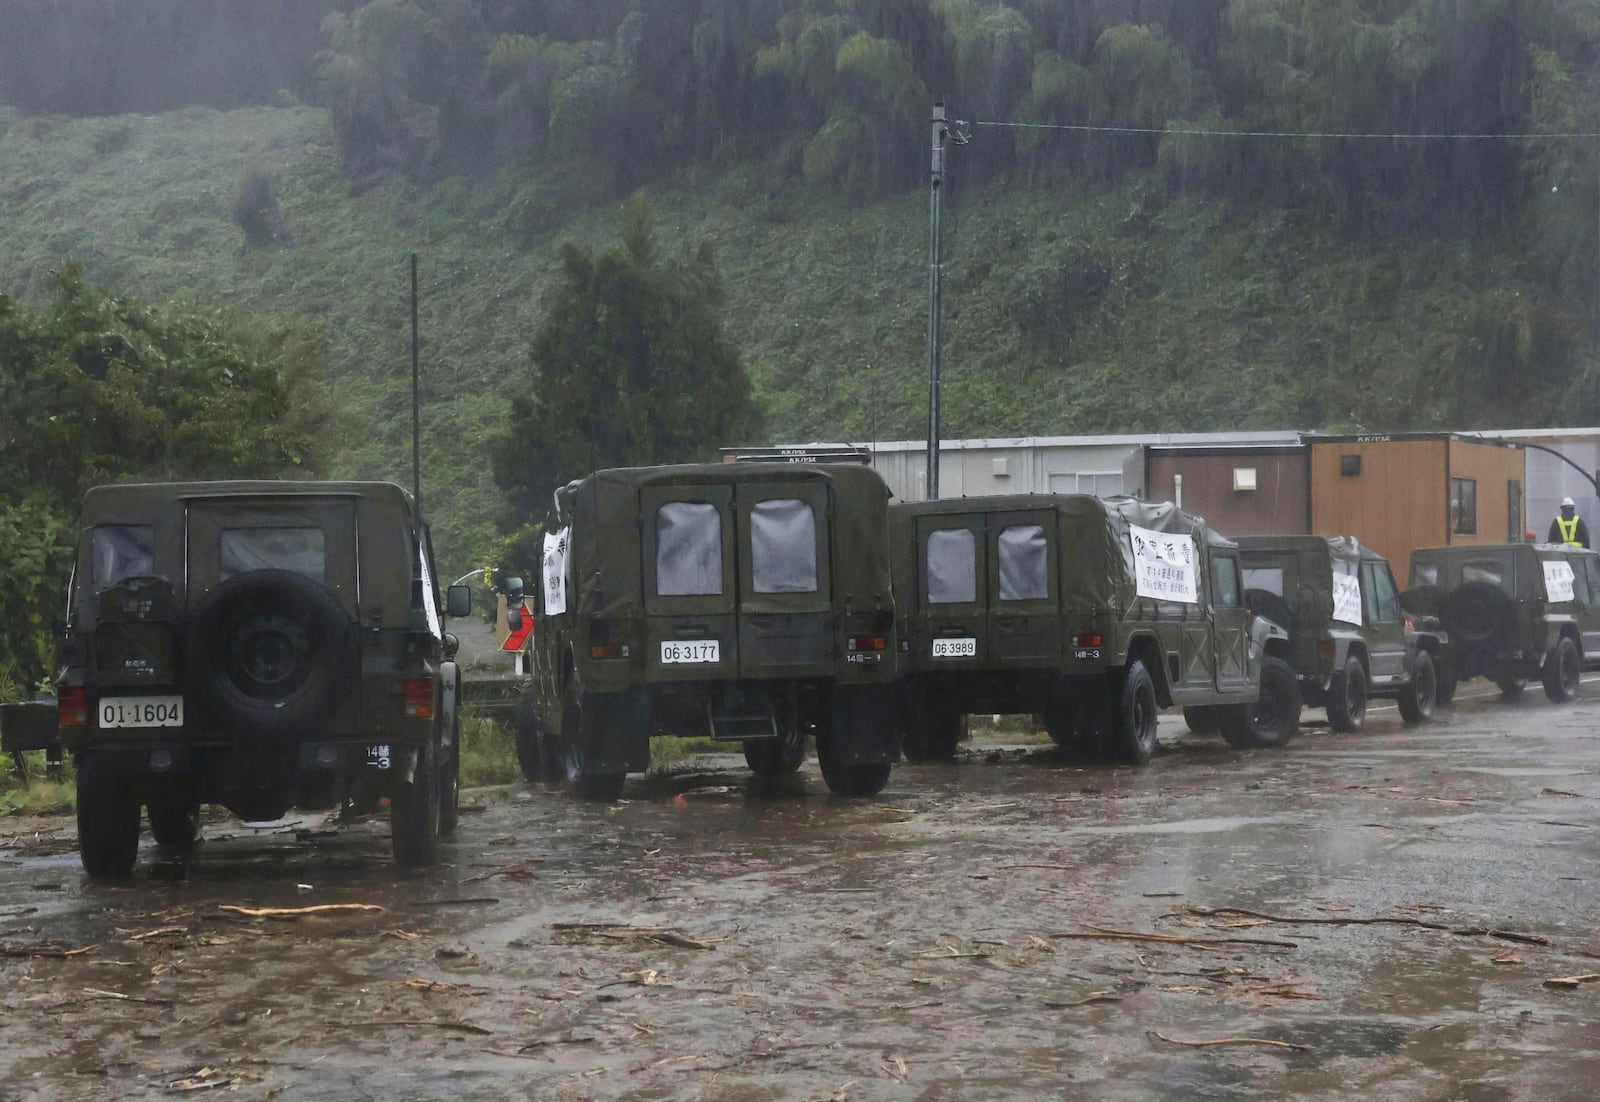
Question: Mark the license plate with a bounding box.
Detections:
[932,637,977,658]
[98,695,183,729]
[661,640,720,664]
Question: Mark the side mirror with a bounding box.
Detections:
[446,584,473,618]
[506,607,523,633]
[442,632,459,659]
[499,576,525,602]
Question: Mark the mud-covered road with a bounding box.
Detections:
[3,680,1599,1101]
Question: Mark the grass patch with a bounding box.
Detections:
[649,735,726,773]
[0,753,76,815]
[458,714,521,786]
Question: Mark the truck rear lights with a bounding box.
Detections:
[847,636,887,652]
[590,644,631,659]
[58,687,87,727]
[403,678,434,718]
[1071,633,1103,648]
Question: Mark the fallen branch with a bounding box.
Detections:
[1050,926,1298,950]
[996,864,1076,871]
[82,987,175,1006]
[1150,1030,1309,1052]
[1543,973,1600,990]
[0,941,94,958]
[217,904,384,918]
[550,923,714,950]
[332,1019,492,1036]
[1182,907,1550,945]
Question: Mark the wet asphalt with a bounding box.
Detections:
[1,678,1597,1101]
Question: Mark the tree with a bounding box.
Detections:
[0,265,329,698]
[491,194,757,527]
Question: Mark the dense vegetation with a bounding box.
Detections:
[3,0,1599,597]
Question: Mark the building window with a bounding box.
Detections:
[1450,477,1477,535]
[1340,454,1361,477]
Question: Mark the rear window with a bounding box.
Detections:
[750,499,817,594]
[1242,567,1284,596]
[927,529,977,604]
[221,528,326,582]
[91,525,155,590]
[998,524,1049,601]
[1460,560,1503,587]
[1412,563,1439,587]
[656,502,723,596]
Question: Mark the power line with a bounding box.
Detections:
[964,119,1600,141]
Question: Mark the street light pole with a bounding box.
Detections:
[926,103,949,501]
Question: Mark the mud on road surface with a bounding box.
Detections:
[3,685,1599,1101]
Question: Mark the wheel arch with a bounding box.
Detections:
[1125,633,1171,708]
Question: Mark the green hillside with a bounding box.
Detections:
[0,100,1592,574]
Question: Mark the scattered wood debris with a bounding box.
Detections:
[1542,973,1600,990]
[217,904,383,919]
[1050,926,1298,950]
[551,922,715,951]
[1149,1030,1309,1052]
[1181,906,1550,946]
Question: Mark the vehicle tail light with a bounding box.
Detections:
[1072,633,1103,648]
[590,644,632,659]
[1317,640,1336,668]
[848,636,887,652]
[403,678,434,718]
[59,687,87,727]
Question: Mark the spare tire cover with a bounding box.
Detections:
[1441,581,1515,646]
[1399,584,1442,617]
[1245,588,1296,633]
[186,570,355,741]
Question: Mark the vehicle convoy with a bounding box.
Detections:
[54,481,472,878]
[1406,542,1600,703]
[511,462,899,800]
[890,494,1298,763]
[1234,535,1444,731]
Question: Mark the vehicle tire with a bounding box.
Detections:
[560,688,626,802]
[1441,582,1515,647]
[1244,589,1296,633]
[1497,672,1527,699]
[744,720,807,775]
[1542,636,1582,703]
[818,753,892,797]
[391,736,441,869]
[1434,654,1458,706]
[1397,650,1437,725]
[438,712,462,838]
[513,693,543,783]
[1107,661,1159,765]
[901,696,962,763]
[1220,657,1302,749]
[146,788,200,847]
[77,752,141,880]
[1326,656,1368,733]
[1183,706,1220,734]
[185,570,355,741]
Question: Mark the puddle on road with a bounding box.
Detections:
[1070,814,1298,835]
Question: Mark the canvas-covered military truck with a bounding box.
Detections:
[1234,535,1444,732]
[511,462,899,800]
[1406,543,1599,703]
[890,494,1298,763]
[55,481,472,879]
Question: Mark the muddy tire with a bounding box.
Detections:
[1398,650,1437,725]
[438,712,462,837]
[1220,657,1301,749]
[560,689,626,802]
[744,721,807,775]
[77,752,141,880]
[513,693,544,783]
[1183,706,1220,734]
[1497,672,1527,699]
[818,755,891,797]
[1326,656,1368,732]
[391,736,441,868]
[146,788,200,847]
[1434,654,1458,705]
[1107,661,1158,765]
[1542,636,1581,703]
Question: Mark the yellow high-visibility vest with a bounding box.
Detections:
[1558,515,1582,546]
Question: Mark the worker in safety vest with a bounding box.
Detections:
[1547,496,1591,548]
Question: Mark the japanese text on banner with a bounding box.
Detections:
[1332,572,1363,626]
[1128,524,1198,604]
[543,526,570,616]
[1544,560,1575,604]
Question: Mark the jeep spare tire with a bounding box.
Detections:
[1245,589,1296,634]
[187,569,354,740]
[1441,581,1515,646]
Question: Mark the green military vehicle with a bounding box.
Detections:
[1406,543,1599,702]
[890,494,1299,763]
[512,462,899,799]
[1234,536,1444,732]
[54,481,472,878]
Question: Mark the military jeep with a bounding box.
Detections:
[1235,536,1444,731]
[890,494,1298,763]
[55,481,472,878]
[1407,543,1598,702]
[511,462,899,800]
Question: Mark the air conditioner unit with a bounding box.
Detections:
[1233,467,1258,492]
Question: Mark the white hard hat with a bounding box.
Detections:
[1562,496,1576,508]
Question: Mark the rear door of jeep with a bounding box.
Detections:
[912,512,987,672]
[642,485,738,682]
[986,509,1061,669]
[734,481,832,678]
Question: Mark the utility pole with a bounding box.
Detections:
[410,252,421,516]
[926,103,949,500]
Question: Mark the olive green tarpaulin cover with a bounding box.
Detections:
[1236,534,1385,622]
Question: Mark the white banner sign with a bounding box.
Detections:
[1129,525,1198,604]
[542,526,570,616]
[1331,572,1363,626]
[1544,560,1575,604]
